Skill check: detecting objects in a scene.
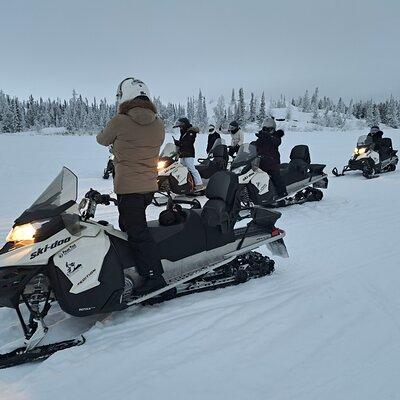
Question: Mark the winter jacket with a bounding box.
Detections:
[206,131,221,153]
[174,126,199,158]
[96,98,165,194]
[230,128,244,147]
[253,129,284,171]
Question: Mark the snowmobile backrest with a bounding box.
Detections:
[202,171,240,233]
[205,171,239,207]
[380,138,393,149]
[290,145,311,164]
[210,144,229,161]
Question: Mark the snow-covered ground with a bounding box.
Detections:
[0,129,400,400]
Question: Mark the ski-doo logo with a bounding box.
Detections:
[66,262,82,276]
[77,268,96,286]
[58,243,77,259]
[30,237,71,260]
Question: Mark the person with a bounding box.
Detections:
[367,125,383,144]
[173,117,205,191]
[206,124,221,153]
[96,77,166,295]
[228,121,244,157]
[253,117,287,198]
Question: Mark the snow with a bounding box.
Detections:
[0,129,400,400]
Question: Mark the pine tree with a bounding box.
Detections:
[249,92,256,122]
[302,90,311,112]
[230,89,236,105]
[386,95,399,128]
[237,88,246,124]
[257,92,266,126]
[213,95,226,127]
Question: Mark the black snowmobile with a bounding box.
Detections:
[231,143,328,207]
[102,146,115,180]
[0,167,288,368]
[154,140,229,205]
[332,134,398,179]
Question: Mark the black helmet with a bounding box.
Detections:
[228,121,239,132]
[370,126,380,134]
[173,117,191,129]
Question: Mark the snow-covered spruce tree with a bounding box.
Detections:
[237,88,246,124]
[230,89,236,105]
[213,95,226,127]
[257,92,266,126]
[186,97,195,123]
[386,95,399,128]
[302,90,311,112]
[311,87,319,111]
[227,106,233,123]
[249,92,256,122]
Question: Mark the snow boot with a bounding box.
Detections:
[135,275,167,297]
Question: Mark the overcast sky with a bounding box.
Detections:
[0,0,399,103]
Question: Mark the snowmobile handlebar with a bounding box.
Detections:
[84,189,117,206]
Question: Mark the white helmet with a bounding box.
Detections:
[116,77,151,104]
[262,117,276,130]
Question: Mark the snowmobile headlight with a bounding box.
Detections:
[358,147,366,155]
[353,148,359,155]
[157,160,167,171]
[6,223,36,244]
[232,165,247,174]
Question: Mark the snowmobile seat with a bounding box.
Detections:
[378,138,394,160]
[202,171,240,234]
[282,145,311,185]
[309,163,326,176]
[148,210,206,262]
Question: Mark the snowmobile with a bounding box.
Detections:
[332,135,398,179]
[155,140,229,205]
[231,143,328,207]
[102,146,115,180]
[0,167,288,368]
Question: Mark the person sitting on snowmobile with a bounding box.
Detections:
[173,117,205,191]
[96,77,167,295]
[228,121,244,157]
[253,118,287,198]
[367,125,385,155]
[206,124,221,153]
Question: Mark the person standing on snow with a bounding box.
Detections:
[253,117,287,198]
[206,124,221,153]
[96,77,167,295]
[173,117,205,192]
[227,121,244,157]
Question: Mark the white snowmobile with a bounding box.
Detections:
[0,167,288,368]
[332,135,398,179]
[231,143,328,207]
[102,146,115,180]
[155,140,229,205]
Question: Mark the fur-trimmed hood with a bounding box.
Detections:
[118,98,158,126]
[186,126,200,134]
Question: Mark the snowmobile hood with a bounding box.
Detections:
[126,107,157,126]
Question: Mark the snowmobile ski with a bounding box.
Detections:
[0,336,85,370]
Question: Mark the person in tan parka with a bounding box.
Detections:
[96,77,166,295]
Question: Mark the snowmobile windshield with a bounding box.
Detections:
[357,135,373,147]
[14,167,78,225]
[160,143,178,158]
[231,144,257,166]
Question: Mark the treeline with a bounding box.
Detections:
[0,87,399,134]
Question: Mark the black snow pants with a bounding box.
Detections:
[117,193,163,277]
[266,169,287,198]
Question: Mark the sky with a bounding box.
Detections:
[0,0,399,104]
